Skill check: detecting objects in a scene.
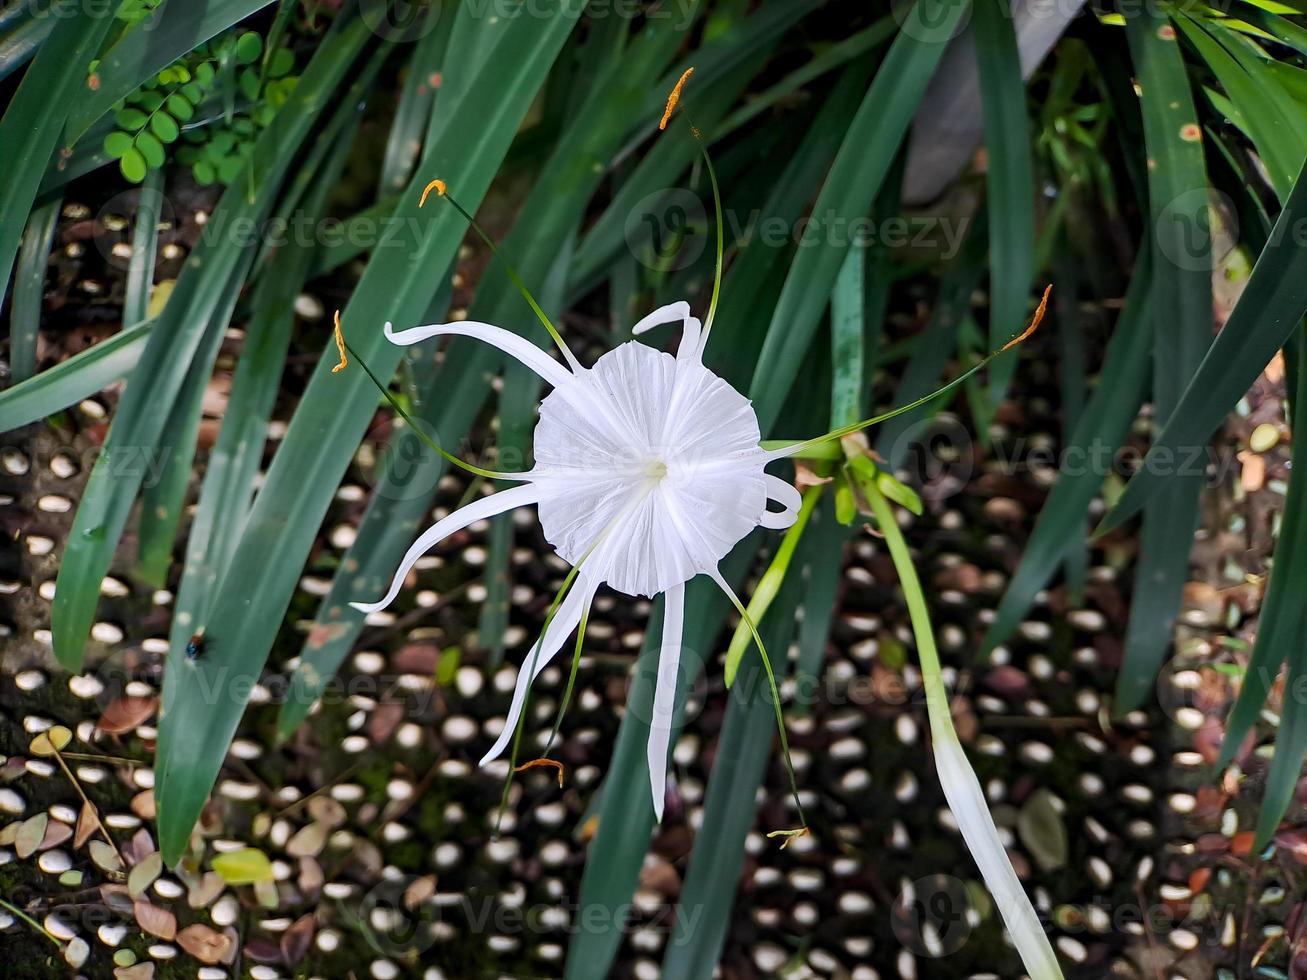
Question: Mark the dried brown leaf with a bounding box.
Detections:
[134,899,176,940]
[97,695,158,736]
[177,923,234,965]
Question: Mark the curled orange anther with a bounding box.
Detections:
[514,758,565,787]
[419,178,448,207]
[331,310,347,374]
[660,67,694,131]
[1000,283,1052,352]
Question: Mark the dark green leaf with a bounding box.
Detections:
[9,197,61,384]
[156,1,585,867]
[1097,158,1307,534]
[748,0,972,433]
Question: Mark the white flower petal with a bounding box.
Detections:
[349,484,540,614]
[631,300,701,361]
[383,320,575,391]
[647,582,685,822]
[931,718,1064,979]
[479,574,599,765]
[532,339,766,596]
[759,474,802,529]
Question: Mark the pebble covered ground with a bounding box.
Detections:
[1,196,1303,979]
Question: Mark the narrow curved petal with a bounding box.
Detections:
[758,474,802,529]
[383,320,575,391]
[631,300,701,361]
[931,718,1064,979]
[480,574,600,765]
[349,484,540,615]
[647,581,686,821]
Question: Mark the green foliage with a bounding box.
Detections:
[7,0,1307,972]
[101,28,298,185]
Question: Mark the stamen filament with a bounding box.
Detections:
[768,286,1051,460]
[711,570,808,831]
[543,598,592,758]
[339,335,527,482]
[420,179,582,372]
[723,485,822,686]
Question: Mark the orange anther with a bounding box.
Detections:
[513,758,565,787]
[660,67,694,131]
[1000,284,1052,352]
[419,178,448,207]
[331,310,348,373]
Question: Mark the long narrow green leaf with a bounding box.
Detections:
[748,0,971,433]
[52,18,375,672]
[1173,12,1304,198]
[830,240,867,428]
[1098,155,1307,534]
[875,238,985,468]
[64,0,277,140]
[135,264,250,588]
[156,3,584,866]
[792,501,846,715]
[973,0,1035,408]
[1113,9,1214,711]
[1240,332,1307,847]
[0,13,53,85]
[982,258,1153,655]
[0,319,152,430]
[122,170,163,329]
[9,196,60,385]
[378,10,451,196]
[0,1,121,313]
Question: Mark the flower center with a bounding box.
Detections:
[641,456,670,485]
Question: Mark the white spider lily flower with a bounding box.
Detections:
[349,301,802,819]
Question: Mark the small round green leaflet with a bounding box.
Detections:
[119,147,147,182]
